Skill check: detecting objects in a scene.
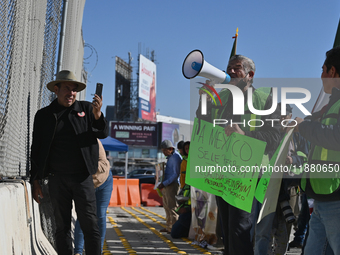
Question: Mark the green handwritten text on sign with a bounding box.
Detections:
[254,150,278,203]
[186,118,266,212]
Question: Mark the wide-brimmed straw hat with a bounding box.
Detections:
[46,70,86,92]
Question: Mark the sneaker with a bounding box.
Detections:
[206,244,224,251]
[199,240,208,248]
[289,240,303,249]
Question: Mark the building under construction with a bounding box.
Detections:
[114,55,138,121]
[109,49,156,122]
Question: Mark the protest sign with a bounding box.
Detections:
[255,136,285,203]
[186,118,266,212]
[154,162,165,197]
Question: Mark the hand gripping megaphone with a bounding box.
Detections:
[182,49,231,84]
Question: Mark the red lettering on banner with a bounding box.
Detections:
[141,64,152,77]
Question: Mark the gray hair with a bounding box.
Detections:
[229,55,256,74]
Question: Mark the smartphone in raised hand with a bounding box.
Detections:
[95,83,103,98]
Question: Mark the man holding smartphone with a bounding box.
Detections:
[30,70,108,255]
[96,83,103,98]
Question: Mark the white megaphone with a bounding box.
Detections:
[182,49,231,84]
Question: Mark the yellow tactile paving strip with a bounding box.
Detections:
[121,206,188,254]
[138,207,212,255]
[102,239,112,255]
[103,207,302,255]
[104,206,222,254]
[140,206,166,220]
[104,206,216,254]
[106,215,137,254]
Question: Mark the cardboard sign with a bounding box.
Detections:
[155,162,165,197]
[186,118,266,212]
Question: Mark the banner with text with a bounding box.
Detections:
[110,121,157,146]
[186,118,266,212]
[138,54,156,122]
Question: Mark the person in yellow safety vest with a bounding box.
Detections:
[179,141,190,189]
[289,46,340,255]
[196,54,281,255]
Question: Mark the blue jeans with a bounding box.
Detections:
[304,200,340,255]
[171,209,191,239]
[74,171,113,254]
[254,211,275,255]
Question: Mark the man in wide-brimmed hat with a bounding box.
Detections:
[30,70,108,255]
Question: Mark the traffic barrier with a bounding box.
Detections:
[109,178,141,207]
[140,183,163,207]
[0,182,57,254]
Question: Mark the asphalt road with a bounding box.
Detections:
[102,206,302,255]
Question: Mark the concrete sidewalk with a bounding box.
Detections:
[102,206,303,255]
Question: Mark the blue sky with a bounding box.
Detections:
[82,1,340,120]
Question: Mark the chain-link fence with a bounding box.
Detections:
[0,0,86,251]
[0,0,64,178]
[0,0,86,178]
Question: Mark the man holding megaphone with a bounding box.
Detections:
[194,54,281,255]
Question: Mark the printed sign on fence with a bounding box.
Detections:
[186,118,266,212]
